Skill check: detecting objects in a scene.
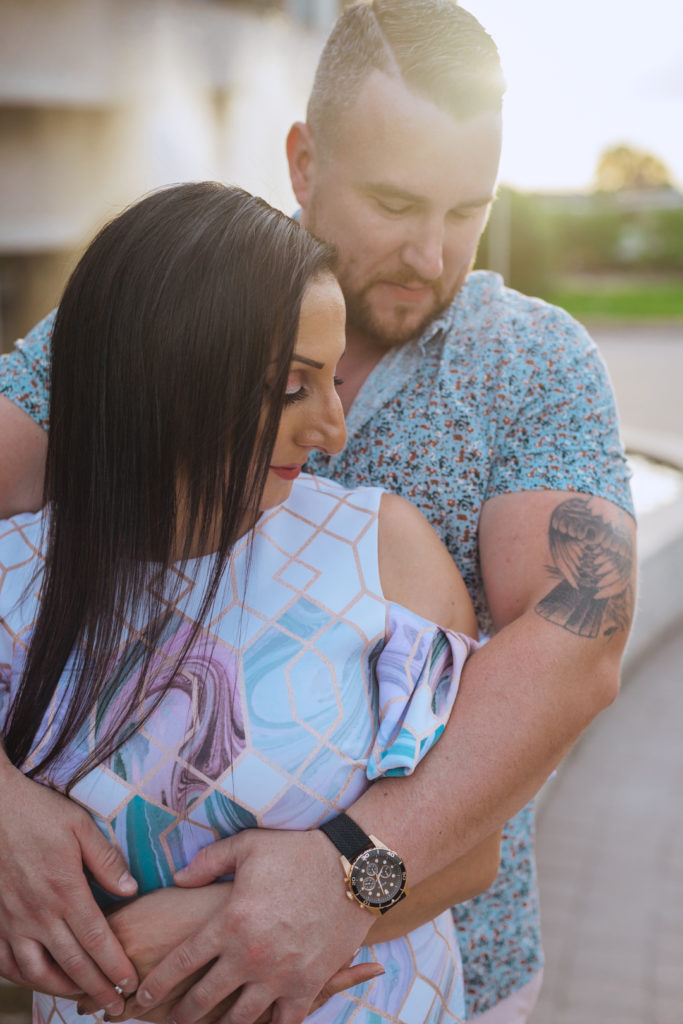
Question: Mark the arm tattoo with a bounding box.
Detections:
[535,497,634,639]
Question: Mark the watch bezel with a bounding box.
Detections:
[347,846,407,912]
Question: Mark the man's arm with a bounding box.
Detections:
[133,489,633,1024]
[347,490,635,874]
[0,396,46,516]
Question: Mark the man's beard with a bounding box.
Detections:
[340,270,457,350]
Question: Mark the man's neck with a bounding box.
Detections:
[336,327,388,416]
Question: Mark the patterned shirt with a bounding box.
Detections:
[0,270,633,1016]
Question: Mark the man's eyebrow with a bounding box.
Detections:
[454,195,497,210]
[363,182,495,210]
[363,182,423,203]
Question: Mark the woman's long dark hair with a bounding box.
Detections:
[3,182,335,787]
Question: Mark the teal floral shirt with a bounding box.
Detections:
[0,270,633,1016]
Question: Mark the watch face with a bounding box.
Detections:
[349,848,407,909]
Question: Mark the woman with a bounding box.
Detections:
[0,182,499,1024]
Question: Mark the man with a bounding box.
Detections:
[0,1,635,1021]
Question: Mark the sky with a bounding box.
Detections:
[461,0,683,192]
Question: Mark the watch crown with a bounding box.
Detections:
[346,891,354,901]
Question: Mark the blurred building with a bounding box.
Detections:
[0,0,342,350]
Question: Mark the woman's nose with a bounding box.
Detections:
[301,394,347,455]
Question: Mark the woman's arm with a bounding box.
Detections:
[367,831,501,944]
[76,885,383,1023]
[377,491,477,636]
[371,491,502,940]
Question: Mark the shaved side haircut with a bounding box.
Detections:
[307,0,506,152]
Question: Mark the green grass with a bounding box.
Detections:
[546,281,683,321]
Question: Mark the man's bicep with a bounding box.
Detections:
[0,396,47,516]
[479,489,636,642]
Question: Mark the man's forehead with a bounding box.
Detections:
[321,78,501,204]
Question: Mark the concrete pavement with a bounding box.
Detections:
[529,621,683,1024]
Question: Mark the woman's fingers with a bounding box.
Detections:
[309,961,385,1013]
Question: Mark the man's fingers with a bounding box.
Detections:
[9,936,82,997]
[135,933,217,1011]
[174,837,239,888]
[76,816,138,899]
[214,984,273,1024]
[34,923,127,1013]
[309,962,385,1012]
[64,893,138,995]
[0,938,25,988]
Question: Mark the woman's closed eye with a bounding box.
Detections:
[284,386,308,406]
[284,377,344,407]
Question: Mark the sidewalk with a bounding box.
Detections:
[529,621,683,1024]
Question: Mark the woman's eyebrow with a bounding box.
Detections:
[292,354,324,369]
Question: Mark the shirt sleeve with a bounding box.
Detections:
[0,309,56,430]
[486,304,634,517]
[365,602,477,780]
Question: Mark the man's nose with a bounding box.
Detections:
[401,220,444,280]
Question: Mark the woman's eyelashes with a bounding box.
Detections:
[284,386,307,406]
[283,376,344,407]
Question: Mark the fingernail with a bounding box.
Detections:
[76,1007,85,1016]
[369,965,386,977]
[136,989,153,1008]
[105,1001,124,1016]
[118,872,138,894]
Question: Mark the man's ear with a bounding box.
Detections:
[286,121,317,211]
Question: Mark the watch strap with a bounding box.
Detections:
[319,812,372,862]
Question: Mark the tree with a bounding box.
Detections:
[595,144,673,191]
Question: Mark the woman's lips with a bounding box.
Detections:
[270,465,302,480]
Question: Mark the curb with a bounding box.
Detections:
[622,427,683,671]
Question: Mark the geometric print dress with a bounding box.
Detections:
[0,473,476,1024]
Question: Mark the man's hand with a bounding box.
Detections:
[76,885,383,1024]
[0,753,139,1013]
[130,829,376,1024]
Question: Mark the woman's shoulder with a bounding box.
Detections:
[285,471,385,518]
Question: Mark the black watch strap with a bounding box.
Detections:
[319,812,372,862]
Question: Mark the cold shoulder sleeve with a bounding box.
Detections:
[366,602,477,780]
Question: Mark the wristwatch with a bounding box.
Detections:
[319,812,408,915]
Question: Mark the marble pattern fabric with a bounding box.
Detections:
[0,474,476,1024]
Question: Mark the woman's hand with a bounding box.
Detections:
[0,751,138,1013]
[77,883,384,1024]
